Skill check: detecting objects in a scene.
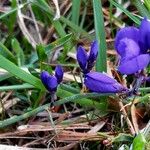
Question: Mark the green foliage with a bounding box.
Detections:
[11,38,25,66]
[93,0,107,72]
[113,133,134,143]
[0,54,45,90]
[134,0,150,19]
[144,0,150,11]
[0,42,16,63]
[0,1,150,149]
[36,44,47,70]
[72,0,81,25]
[110,0,140,25]
[133,133,146,150]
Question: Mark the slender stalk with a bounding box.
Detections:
[54,92,114,106]
[131,104,139,134]
[118,99,135,135]
[0,84,34,91]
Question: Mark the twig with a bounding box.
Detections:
[28,3,43,43]
[52,0,60,20]
[17,0,37,48]
[131,104,139,134]
[118,99,135,135]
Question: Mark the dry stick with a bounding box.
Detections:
[52,0,60,20]
[28,3,43,44]
[131,104,139,134]
[17,1,37,48]
[118,99,135,135]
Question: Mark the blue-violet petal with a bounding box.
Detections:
[117,38,140,60]
[139,18,150,53]
[77,46,88,71]
[84,72,126,93]
[40,71,50,89]
[55,65,63,84]
[118,54,150,75]
[115,27,139,52]
[88,40,98,63]
[47,75,58,92]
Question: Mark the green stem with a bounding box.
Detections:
[0,84,34,91]
[54,92,114,106]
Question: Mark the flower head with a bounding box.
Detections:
[55,65,64,84]
[115,18,150,75]
[76,46,88,72]
[76,40,98,73]
[40,71,58,92]
[84,72,126,93]
[40,65,63,93]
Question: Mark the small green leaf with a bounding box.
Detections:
[37,44,47,62]
[36,44,47,70]
[0,42,16,63]
[133,133,146,150]
[9,0,17,32]
[144,0,150,11]
[113,133,134,143]
[11,38,25,66]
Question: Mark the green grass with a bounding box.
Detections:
[93,0,107,72]
[0,0,150,149]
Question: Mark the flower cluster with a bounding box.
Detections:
[77,40,98,74]
[40,65,63,93]
[115,18,150,75]
[77,40,126,93]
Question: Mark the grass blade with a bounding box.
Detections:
[54,92,114,106]
[32,0,92,39]
[93,0,107,72]
[0,2,29,20]
[0,55,45,90]
[0,42,17,63]
[11,38,25,66]
[0,84,34,91]
[134,0,150,19]
[109,0,140,25]
[72,0,81,25]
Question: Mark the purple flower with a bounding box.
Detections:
[76,40,98,73]
[115,18,150,75]
[76,46,88,72]
[55,65,63,84]
[40,71,58,92]
[84,72,126,93]
[40,65,63,92]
